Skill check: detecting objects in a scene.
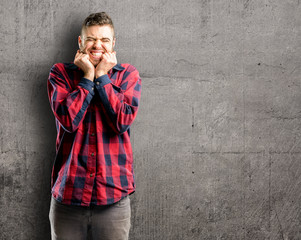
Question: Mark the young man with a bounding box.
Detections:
[47,12,141,240]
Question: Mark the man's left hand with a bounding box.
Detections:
[95,44,117,78]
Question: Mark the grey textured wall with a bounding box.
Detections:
[1,0,301,239]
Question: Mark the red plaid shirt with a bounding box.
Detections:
[47,62,141,206]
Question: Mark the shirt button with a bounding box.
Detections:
[91,153,94,156]
[90,173,93,177]
[92,87,94,91]
[96,82,100,85]
[91,133,95,136]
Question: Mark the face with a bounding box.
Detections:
[78,25,115,66]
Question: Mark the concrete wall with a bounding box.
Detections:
[1,0,301,239]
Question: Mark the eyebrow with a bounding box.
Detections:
[85,37,111,41]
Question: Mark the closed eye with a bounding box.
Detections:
[101,38,110,42]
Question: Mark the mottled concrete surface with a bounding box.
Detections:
[1,0,301,239]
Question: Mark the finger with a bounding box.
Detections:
[76,49,85,56]
[102,44,109,53]
[109,51,116,59]
[77,49,84,54]
[75,50,81,57]
[83,54,90,61]
[111,52,117,60]
[76,50,85,60]
[102,52,109,59]
[74,54,81,63]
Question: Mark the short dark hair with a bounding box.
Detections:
[81,12,114,36]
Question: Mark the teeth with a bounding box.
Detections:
[91,52,101,56]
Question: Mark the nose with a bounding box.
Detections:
[94,39,102,49]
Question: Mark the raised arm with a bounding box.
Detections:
[47,63,95,132]
[95,65,142,134]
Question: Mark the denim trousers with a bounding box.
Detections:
[49,196,131,240]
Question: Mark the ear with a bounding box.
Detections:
[112,37,116,48]
[78,36,82,49]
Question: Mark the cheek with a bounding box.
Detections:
[104,43,113,50]
[83,42,93,50]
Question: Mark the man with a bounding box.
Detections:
[47,12,141,240]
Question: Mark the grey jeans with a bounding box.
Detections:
[49,196,131,240]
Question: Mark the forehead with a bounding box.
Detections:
[82,25,114,38]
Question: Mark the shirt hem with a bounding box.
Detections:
[51,189,135,207]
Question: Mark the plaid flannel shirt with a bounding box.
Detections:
[47,62,141,206]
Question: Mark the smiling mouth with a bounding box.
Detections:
[89,51,103,60]
[91,52,102,56]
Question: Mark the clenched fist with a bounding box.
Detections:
[95,44,117,78]
[74,50,95,81]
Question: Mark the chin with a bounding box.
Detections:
[95,61,101,66]
[91,59,100,66]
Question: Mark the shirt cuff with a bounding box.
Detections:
[95,74,112,87]
[78,78,95,93]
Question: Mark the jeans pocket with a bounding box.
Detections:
[116,196,130,208]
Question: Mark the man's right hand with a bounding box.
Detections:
[74,50,95,81]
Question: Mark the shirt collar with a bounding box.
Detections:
[112,64,125,71]
[68,63,125,71]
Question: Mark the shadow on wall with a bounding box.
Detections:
[29,21,80,239]
[55,18,82,63]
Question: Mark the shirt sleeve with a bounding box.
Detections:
[47,63,95,133]
[94,65,142,134]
